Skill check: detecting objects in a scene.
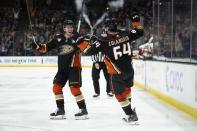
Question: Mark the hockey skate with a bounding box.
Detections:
[75,108,88,120]
[107,92,114,97]
[122,108,139,124]
[50,108,66,120]
[93,94,100,98]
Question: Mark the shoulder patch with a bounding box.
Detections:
[131,30,136,33]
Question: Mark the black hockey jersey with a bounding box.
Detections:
[78,26,143,74]
[39,33,81,70]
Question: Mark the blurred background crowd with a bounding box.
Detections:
[0,0,196,63]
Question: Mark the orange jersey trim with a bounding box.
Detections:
[104,56,121,74]
[77,41,89,52]
[70,51,81,67]
[39,44,47,53]
[132,22,141,27]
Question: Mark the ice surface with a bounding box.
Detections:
[0,67,197,131]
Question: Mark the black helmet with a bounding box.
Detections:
[63,19,74,28]
[105,17,118,32]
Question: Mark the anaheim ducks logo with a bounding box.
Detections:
[59,45,74,55]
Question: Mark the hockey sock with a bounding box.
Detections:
[122,104,133,115]
[119,99,133,115]
[70,87,87,109]
[53,83,64,109]
[77,99,87,109]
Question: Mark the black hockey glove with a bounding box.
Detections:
[131,14,140,22]
[90,35,97,41]
[30,35,42,50]
[89,35,98,44]
[76,35,90,45]
[31,42,41,50]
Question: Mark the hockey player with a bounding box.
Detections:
[132,36,153,60]
[77,15,143,123]
[32,19,88,120]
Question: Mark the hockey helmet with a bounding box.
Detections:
[105,17,118,32]
[63,19,74,28]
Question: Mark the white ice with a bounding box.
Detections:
[0,67,197,131]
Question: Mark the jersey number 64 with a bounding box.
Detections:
[113,42,131,60]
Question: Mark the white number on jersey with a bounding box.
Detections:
[113,42,131,60]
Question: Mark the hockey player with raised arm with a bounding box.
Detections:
[77,14,144,123]
[32,19,88,120]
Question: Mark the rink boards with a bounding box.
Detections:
[0,56,92,68]
[133,60,197,118]
[0,56,197,118]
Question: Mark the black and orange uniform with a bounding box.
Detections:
[39,33,87,111]
[78,20,143,116]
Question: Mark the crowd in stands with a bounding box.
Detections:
[0,0,196,62]
[152,1,197,59]
[0,8,18,56]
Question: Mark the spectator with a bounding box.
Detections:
[1,42,8,56]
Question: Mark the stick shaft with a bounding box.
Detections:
[25,0,39,46]
[77,0,85,33]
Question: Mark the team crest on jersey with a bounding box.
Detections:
[95,41,101,48]
[59,45,74,55]
[131,30,136,33]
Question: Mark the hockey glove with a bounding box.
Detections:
[76,35,90,45]
[131,14,142,28]
[31,42,41,50]
[138,42,153,59]
[131,14,140,22]
[90,35,97,41]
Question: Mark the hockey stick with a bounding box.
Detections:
[77,0,85,33]
[25,0,39,48]
[90,11,108,37]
